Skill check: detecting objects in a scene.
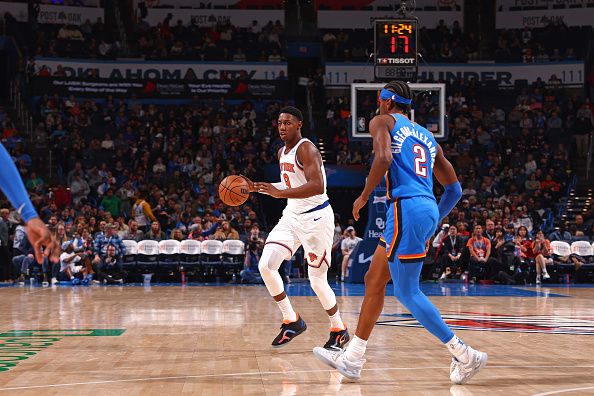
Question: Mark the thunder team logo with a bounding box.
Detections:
[377,312,594,335]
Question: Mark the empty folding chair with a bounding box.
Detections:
[136,240,160,273]
[121,240,138,271]
[179,239,202,271]
[158,240,181,270]
[201,240,223,277]
[222,240,246,277]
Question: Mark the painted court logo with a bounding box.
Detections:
[377,313,594,335]
[0,329,125,372]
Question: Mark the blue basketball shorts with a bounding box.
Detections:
[378,196,438,263]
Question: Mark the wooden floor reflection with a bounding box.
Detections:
[0,284,593,395]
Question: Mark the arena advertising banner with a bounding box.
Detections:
[33,58,287,80]
[497,0,594,10]
[496,7,594,28]
[141,0,458,10]
[325,61,584,86]
[317,10,463,29]
[31,77,287,98]
[3,3,104,25]
[364,183,388,240]
[143,9,283,27]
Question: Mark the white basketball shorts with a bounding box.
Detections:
[265,203,334,268]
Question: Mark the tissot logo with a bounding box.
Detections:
[377,313,594,335]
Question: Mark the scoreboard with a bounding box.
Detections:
[374,19,418,81]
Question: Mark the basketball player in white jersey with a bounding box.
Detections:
[244,106,349,349]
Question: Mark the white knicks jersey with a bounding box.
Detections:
[279,138,329,214]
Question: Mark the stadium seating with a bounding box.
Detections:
[158,239,181,270]
[136,240,160,272]
[122,240,138,270]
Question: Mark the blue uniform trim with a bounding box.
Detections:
[300,200,330,214]
[0,143,38,222]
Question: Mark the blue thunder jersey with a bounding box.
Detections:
[385,113,438,201]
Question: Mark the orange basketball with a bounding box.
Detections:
[218,175,250,206]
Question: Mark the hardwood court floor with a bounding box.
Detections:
[0,282,593,395]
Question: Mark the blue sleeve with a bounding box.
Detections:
[438,182,462,222]
[93,236,102,256]
[118,238,126,256]
[201,223,219,237]
[0,143,38,222]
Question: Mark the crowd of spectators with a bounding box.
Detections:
[30,18,122,59]
[23,13,286,61]
[132,17,285,61]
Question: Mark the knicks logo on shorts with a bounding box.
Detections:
[376,312,594,335]
[308,252,318,262]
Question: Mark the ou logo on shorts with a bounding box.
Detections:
[375,218,385,230]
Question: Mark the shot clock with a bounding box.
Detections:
[374,19,418,81]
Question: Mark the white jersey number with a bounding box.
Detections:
[413,144,428,178]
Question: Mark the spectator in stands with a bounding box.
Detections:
[122,219,144,242]
[340,226,362,282]
[432,223,449,249]
[212,220,239,241]
[484,219,496,243]
[59,241,93,285]
[145,220,165,241]
[467,225,498,282]
[170,228,185,241]
[532,230,552,284]
[548,222,572,242]
[92,223,125,265]
[101,188,121,217]
[132,193,156,232]
[96,244,125,284]
[240,238,262,284]
[574,214,587,235]
[439,225,466,280]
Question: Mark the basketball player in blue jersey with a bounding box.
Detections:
[314,81,487,384]
[0,143,59,264]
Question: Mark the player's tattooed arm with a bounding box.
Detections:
[352,115,392,221]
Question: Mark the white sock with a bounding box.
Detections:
[276,297,297,323]
[446,335,469,364]
[344,335,367,362]
[329,310,345,330]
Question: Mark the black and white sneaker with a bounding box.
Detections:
[271,314,307,348]
[323,327,350,350]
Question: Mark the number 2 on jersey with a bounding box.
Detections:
[283,173,292,188]
[412,144,428,178]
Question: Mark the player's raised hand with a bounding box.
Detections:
[352,195,367,221]
[241,175,256,192]
[254,182,282,198]
[25,217,60,263]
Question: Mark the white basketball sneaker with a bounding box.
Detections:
[313,347,365,381]
[450,347,488,384]
[542,272,551,280]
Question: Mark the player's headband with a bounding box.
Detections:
[379,88,412,105]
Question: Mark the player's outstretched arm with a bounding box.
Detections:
[433,144,462,221]
[254,142,324,199]
[352,115,393,221]
[0,143,60,263]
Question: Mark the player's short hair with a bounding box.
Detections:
[383,80,412,113]
[279,106,303,122]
